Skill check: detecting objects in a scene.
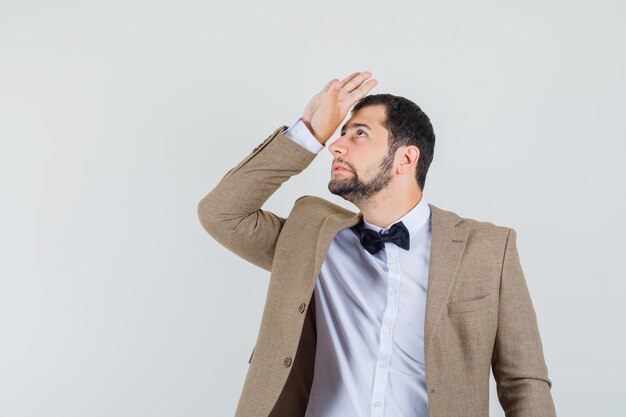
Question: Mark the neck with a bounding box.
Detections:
[357,184,423,229]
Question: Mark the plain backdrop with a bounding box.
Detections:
[1,0,624,416]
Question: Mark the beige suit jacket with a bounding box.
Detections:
[197,125,557,417]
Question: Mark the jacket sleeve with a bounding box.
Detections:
[491,228,557,417]
[197,125,319,272]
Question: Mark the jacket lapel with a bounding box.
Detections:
[312,210,363,279]
[423,205,468,361]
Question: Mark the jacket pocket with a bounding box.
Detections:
[447,294,493,314]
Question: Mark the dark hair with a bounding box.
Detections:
[352,94,435,191]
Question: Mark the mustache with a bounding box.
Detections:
[333,159,354,171]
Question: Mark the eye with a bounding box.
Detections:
[356,129,367,137]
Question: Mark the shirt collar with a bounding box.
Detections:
[362,195,431,238]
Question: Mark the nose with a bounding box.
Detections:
[328,133,348,156]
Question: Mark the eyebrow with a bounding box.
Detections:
[340,122,372,135]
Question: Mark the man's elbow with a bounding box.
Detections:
[197,195,221,236]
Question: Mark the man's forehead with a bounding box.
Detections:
[341,106,387,132]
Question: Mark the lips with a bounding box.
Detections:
[332,163,352,172]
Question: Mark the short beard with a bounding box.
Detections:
[328,150,395,206]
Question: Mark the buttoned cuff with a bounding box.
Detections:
[283,118,324,154]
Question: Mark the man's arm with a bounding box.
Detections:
[491,228,557,416]
[196,125,319,272]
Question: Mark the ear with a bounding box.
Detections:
[397,146,420,175]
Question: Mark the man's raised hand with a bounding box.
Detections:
[300,71,378,145]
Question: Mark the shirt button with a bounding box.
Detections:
[389,259,396,267]
[382,327,390,335]
[379,361,387,368]
[283,357,292,367]
[373,401,382,408]
[388,289,396,296]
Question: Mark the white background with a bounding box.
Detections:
[1,0,624,416]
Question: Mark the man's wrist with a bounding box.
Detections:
[300,119,324,145]
[283,118,324,154]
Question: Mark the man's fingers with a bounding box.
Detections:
[343,78,378,107]
[342,71,373,94]
[320,71,376,112]
[360,78,377,96]
[328,80,341,101]
[323,78,340,92]
[340,72,361,88]
[323,71,371,93]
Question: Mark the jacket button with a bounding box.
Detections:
[298,303,306,313]
[283,357,292,367]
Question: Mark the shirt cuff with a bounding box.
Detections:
[283,118,324,154]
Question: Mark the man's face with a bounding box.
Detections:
[327,105,395,205]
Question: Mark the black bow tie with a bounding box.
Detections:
[350,220,410,255]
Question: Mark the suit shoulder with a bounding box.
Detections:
[461,216,511,234]
[293,195,357,217]
[432,203,512,236]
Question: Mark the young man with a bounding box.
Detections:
[197,72,556,417]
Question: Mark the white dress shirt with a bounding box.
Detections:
[283,119,433,417]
